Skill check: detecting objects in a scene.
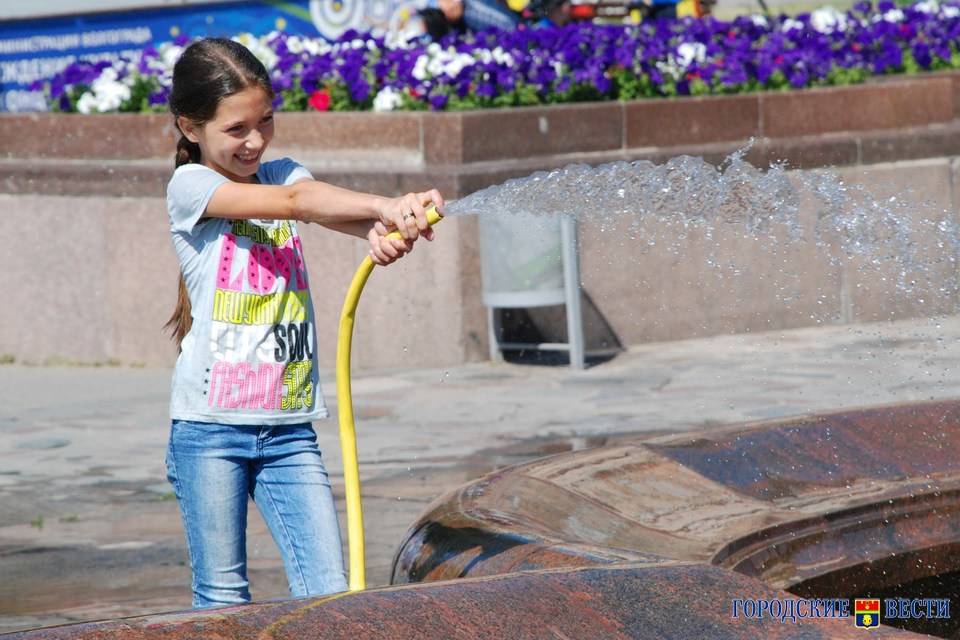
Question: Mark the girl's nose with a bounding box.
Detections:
[245,130,264,150]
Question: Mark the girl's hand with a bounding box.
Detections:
[367,221,414,266]
[376,189,445,243]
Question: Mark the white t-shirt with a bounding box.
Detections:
[166,158,328,425]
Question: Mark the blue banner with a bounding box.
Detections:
[0,0,428,112]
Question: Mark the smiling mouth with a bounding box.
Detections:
[236,153,259,163]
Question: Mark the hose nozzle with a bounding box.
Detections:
[425,203,443,226]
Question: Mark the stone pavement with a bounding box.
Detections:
[2,315,960,633]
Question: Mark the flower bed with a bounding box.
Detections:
[36,0,960,114]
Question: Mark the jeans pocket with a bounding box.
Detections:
[165,442,181,498]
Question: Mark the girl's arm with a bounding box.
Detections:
[206,180,380,226]
[319,219,376,239]
[206,179,443,264]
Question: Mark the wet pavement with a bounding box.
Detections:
[2,315,960,633]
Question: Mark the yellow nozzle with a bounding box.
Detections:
[336,203,442,591]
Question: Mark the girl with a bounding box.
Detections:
[164,37,443,608]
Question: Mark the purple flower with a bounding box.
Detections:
[913,42,932,68]
[35,1,960,113]
[476,81,496,98]
[788,66,809,87]
[350,78,372,102]
[429,93,448,110]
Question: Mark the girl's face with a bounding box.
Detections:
[178,86,275,183]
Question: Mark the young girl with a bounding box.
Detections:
[164,37,444,608]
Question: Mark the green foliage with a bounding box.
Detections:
[279,77,308,111]
[497,81,542,107]
[120,73,165,113]
[611,68,658,100]
[902,49,920,74]
[764,70,790,90]
[826,65,869,85]
[330,81,360,111]
[688,77,711,96]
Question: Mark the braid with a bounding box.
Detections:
[175,134,201,168]
[164,274,192,353]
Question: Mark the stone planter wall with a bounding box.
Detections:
[2,73,960,368]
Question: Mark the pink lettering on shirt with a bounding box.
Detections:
[207,362,287,410]
[217,233,244,291]
[247,244,278,294]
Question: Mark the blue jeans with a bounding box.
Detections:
[165,420,347,608]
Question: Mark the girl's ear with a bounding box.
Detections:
[177,116,200,144]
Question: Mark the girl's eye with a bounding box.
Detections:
[262,115,274,123]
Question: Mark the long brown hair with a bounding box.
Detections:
[164,38,275,350]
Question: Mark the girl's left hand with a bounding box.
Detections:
[369,189,444,266]
[376,190,444,242]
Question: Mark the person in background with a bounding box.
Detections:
[637,0,679,20]
[419,0,519,39]
[521,0,572,27]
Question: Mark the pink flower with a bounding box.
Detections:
[308,89,331,111]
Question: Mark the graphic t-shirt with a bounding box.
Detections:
[166,158,328,425]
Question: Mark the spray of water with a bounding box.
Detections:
[444,144,960,302]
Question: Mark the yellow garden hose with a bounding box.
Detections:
[336,204,443,591]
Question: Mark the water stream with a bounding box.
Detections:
[445,146,960,303]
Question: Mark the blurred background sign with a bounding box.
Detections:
[0,0,430,112]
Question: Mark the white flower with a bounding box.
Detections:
[372,86,403,112]
[92,80,130,111]
[810,6,848,34]
[231,33,278,71]
[303,38,329,56]
[385,21,422,48]
[492,46,514,67]
[446,53,475,78]
[882,8,905,22]
[75,66,132,113]
[427,55,445,77]
[159,43,183,69]
[656,59,681,80]
[676,42,706,69]
[750,14,769,28]
[915,0,939,13]
[781,18,805,32]
[286,35,304,55]
[944,5,960,17]
[76,92,96,115]
[412,55,429,81]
